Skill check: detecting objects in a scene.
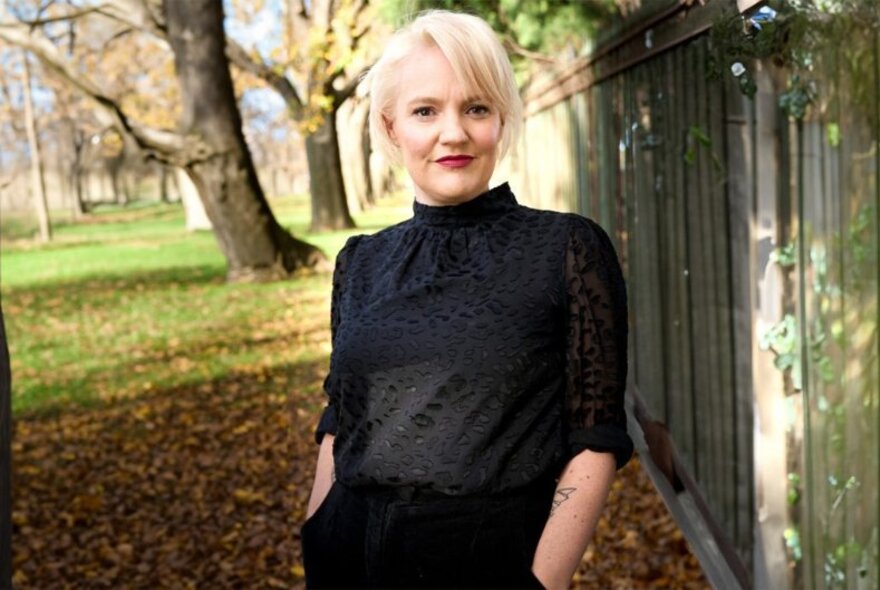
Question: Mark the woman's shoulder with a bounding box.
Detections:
[333,219,411,263]
[566,213,614,245]
[514,205,610,244]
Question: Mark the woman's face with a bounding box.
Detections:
[385,44,502,206]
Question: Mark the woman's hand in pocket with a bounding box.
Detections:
[306,434,336,520]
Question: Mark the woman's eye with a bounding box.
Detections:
[413,107,434,117]
[468,104,490,115]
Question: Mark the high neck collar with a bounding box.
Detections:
[412,183,518,227]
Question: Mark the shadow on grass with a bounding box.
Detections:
[1,201,185,243]
[6,259,333,300]
[6,265,228,300]
[14,316,332,421]
[1,232,198,255]
[7,260,334,417]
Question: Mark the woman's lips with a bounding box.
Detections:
[436,155,474,168]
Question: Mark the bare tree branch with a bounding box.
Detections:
[352,0,369,19]
[0,3,108,27]
[225,37,304,113]
[140,0,166,33]
[288,0,309,41]
[325,2,372,90]
[103,25,136,47]
[291,0,309,19]
[501,38,561,65]
[351,21,370,45]
[0,1,167,45]
[313,0,333,38]
[0,173,16,192]
[92,0,167,40]
[0,16,206,165]
[331,62,371,106]
[0,75,24,136]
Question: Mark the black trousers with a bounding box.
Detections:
[301,478,555,589]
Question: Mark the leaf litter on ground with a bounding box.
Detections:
[13,359,709,588]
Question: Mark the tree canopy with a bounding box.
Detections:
[379,0,620,61]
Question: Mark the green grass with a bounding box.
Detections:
[2,192,412,415]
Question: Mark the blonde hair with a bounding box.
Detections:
[367,10,522,164]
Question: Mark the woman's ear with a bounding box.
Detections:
[383,115,398,146]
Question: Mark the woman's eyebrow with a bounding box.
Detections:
[403,95,487,108]
[404,96,441,107]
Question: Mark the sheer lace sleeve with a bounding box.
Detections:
[315,235,361,444]
[563,217,633,468]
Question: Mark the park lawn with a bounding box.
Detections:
[2,191,412,415]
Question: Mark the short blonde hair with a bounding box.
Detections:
[367,10,522,164]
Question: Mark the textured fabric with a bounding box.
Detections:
[316,183,632,494]
[301,479,552,588]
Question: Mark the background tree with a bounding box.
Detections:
[0,49,31,229]
[237,87,307,200]
[46,4,200,220]
[20,51,51,241]
[0,45,56,234]
[0,303,9,590]
[381,0,621,70]
[226,0,377,231]
[0,52,20,198]
[53,90,95,218]
[0,0,325,281]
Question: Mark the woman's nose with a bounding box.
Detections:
[438,113,468,144]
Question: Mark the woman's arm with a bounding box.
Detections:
[306,237,358,520]
[305,434,336,519]
[531,449,616,590]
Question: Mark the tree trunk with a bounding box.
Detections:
[360,102,376,207]
[82,169,93,210]
[21,53,51,241]
[0,303,10,590]
[164,0,323,280]
[109,156,126,205]
[158,163,180,203]
[102,171,111,203]
[68,127,86,219]
[158,163,169,202]
[70,159,86,217]
[177,167,211,231]
[108,140,136,206]
[305,111,355,232]
[338,97,374,213]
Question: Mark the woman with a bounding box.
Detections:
[301,10,632,589]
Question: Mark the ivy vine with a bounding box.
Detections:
[708,0,880,119]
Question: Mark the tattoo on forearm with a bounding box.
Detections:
[550,487,577,516]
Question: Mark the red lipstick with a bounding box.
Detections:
[436,155,474,168]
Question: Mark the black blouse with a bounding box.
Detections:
[316,183,633,495]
